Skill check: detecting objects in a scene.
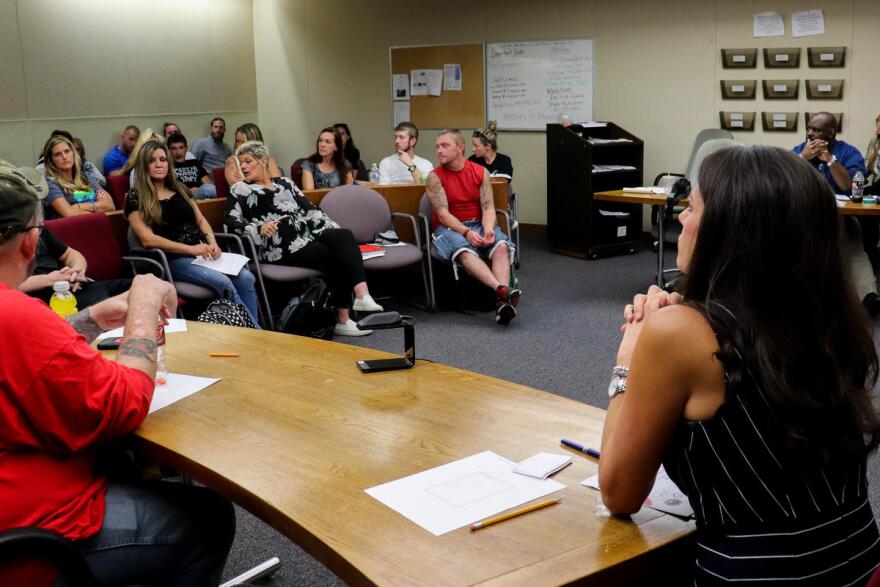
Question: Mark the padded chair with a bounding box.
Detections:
[45,212,162,281]
[212,167,230,199]
[289,158,306,189]
[319,185,432,311]
[417,194,515,310]
[0,527,96,586]
[506,181,521,268]
[106,174,130,210]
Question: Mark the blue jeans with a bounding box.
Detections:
[432,220,511,263]
[194,184,217,200]
[74,481,235,586]
[168,256,261,327]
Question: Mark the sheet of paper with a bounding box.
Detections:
[191,252,249,276]
[581,465,694,519]
[365,451,565,536]
[443,63,462,91]
[98,318,188,340]
[411,69,442,96]
[393,101,410,127]
[150,373,219,414]
[753,11,784,37]
[513,452,572,480]
[792,9,825,37]
[392,73,409,100]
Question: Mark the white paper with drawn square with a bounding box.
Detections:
[365,451,565,535]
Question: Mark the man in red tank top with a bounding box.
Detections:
[427,130,520,324]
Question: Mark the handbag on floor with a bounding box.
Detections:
[278,278,336,340]
[197,299,257,329]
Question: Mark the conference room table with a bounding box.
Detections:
[119,322,695,586]
[594,188,880,286]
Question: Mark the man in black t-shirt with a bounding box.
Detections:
[18,229,130,309]
[167,133,217,199]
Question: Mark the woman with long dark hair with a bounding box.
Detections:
[300,127,353,190]
[334,122,361,172]
[599,146,880,583]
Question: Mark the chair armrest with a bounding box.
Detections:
[122,255,166,280]
[495,208,512,234]
[213,232,245,255]
[390,211,422,248]
[416,212,432,252]
[127,246,173,286]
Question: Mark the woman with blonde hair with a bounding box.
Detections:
[224,123,282,185]
[469,121,513,182]
[42,135,115,219]
[125,140,261,326]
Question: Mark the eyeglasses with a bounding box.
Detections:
[22,223,45,235]
[1,222,44,240]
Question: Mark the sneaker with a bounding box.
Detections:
[507,288,521,307]
[352,294,383,312]
[334,319,373,337]
[495,302,517,325]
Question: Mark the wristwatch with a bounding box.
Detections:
[407,164,417,172]
[827,155,838,166]
[607,365,628,399]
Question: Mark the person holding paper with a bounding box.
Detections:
[226,140,382,337]
[600,146,880,584]
[378,122,433,184]
[793,112,879,315]
[469,122,513,182]
[41,135,115,220]
[0,162,235,585]
[125,141,261,326]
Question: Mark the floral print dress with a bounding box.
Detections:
[225,177,338,264]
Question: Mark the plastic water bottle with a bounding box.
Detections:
[852,171,865,202]
[369,163,380,183]
[156,317,168,385]
[49,281,78,317]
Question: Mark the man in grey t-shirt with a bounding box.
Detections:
[191,117,232,170]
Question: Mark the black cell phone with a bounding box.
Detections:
[356,357,413,373]
[97,337,123,350]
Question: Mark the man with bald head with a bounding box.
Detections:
[793,113,879,315]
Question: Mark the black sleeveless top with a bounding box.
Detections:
[662,307,880,585]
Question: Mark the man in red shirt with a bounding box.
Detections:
[0,161,234,585]
[427,130,520,324]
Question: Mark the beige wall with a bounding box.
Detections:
[254,0,880,225]
[0,0,257,169]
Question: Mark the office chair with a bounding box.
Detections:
[0,527,96,586]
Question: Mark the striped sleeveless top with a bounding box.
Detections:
[662,320,880,585]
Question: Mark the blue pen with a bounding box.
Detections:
[561,439,600,459]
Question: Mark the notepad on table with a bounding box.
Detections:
[513,452,572,480]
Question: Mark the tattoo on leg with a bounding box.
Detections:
[66,309,103,343]
[118,338,157,363]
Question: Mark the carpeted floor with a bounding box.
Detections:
[220,231,880,586]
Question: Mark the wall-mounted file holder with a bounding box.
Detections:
[763,48,800,68]
[720,112,755,131]
[807,47,846,67]
[804,112,843,132]
[761,112,798,132]
[805,79,844,99]
[721,48,757,69]
[720,80,756,99]
[762,80,799,99]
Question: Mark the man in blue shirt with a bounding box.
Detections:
[793,112,878,315]
[101,125,140,174]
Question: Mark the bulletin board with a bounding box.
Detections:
[389,43,484,129]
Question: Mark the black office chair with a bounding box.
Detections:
[0,527,96,586]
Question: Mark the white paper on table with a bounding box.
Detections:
[514,452,572,480]
[443,63,462,91]
[792,9,824,37]
[392,73,409,100]
[365,451,565,536]
[98,319,188,340]
[582,465,694,519]
[578,121,607,128]
[753,11,784,37]
[191,252,249,276]
[150,373,219,414]
[393,101,410,127]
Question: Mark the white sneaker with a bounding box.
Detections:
[334,319,372,337]
[352,294,383,312]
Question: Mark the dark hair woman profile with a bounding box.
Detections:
[333,123,361,172]
[599,146,880,583]
[300,127,353,190]
[125,140,261,326]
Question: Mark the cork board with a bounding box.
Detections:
[390,44,484,130]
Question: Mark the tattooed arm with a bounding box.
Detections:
[478,169,496,240]
[426,172,466,235]
[66,309,104,343]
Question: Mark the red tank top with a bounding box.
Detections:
[432,160,485,229]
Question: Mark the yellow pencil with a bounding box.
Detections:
[209,353,239,358]
[468,498,561,531]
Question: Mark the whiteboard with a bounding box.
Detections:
[486,39,594,131]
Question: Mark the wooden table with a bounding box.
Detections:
[594,189,880,286]
[127,322,694,586]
